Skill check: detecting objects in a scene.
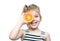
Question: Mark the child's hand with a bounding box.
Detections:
[19,13,27,25]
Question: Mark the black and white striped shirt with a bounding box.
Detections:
[23,29,46,41]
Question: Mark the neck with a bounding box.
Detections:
[28,27,39,32]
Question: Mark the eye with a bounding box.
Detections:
[35,15,38,17]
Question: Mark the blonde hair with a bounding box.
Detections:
[23,4,42,20]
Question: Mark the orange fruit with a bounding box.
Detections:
[24,12,34,23]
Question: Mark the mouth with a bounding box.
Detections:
[31,21,38,26]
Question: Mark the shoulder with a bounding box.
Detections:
[41,31,50,38]
[45,32,51,41]
[41,31,50,36]
[41,31,51,41]
[19,29,25,34]
[20,29,29,38]
[45,32,50,38]
[42,31,50,38]
[20,29,28,35]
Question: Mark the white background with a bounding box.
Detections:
[0,0,60,41]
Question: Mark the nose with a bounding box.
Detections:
[32,16,36,21]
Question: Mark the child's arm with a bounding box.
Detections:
[46,32,51,41]
[9,13,26,40]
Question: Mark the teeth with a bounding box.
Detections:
[31,22,37,24]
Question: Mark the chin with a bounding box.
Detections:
[30,25,38,29]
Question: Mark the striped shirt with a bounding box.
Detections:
[23,29,46,41]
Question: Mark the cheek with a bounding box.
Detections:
[36,17,40,21]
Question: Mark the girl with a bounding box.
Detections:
[9,4,51,41]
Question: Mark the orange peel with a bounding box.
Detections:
[24,12,34,23]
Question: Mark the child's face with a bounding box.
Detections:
[27,10,41,29]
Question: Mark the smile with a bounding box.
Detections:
[31,21,38,26]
